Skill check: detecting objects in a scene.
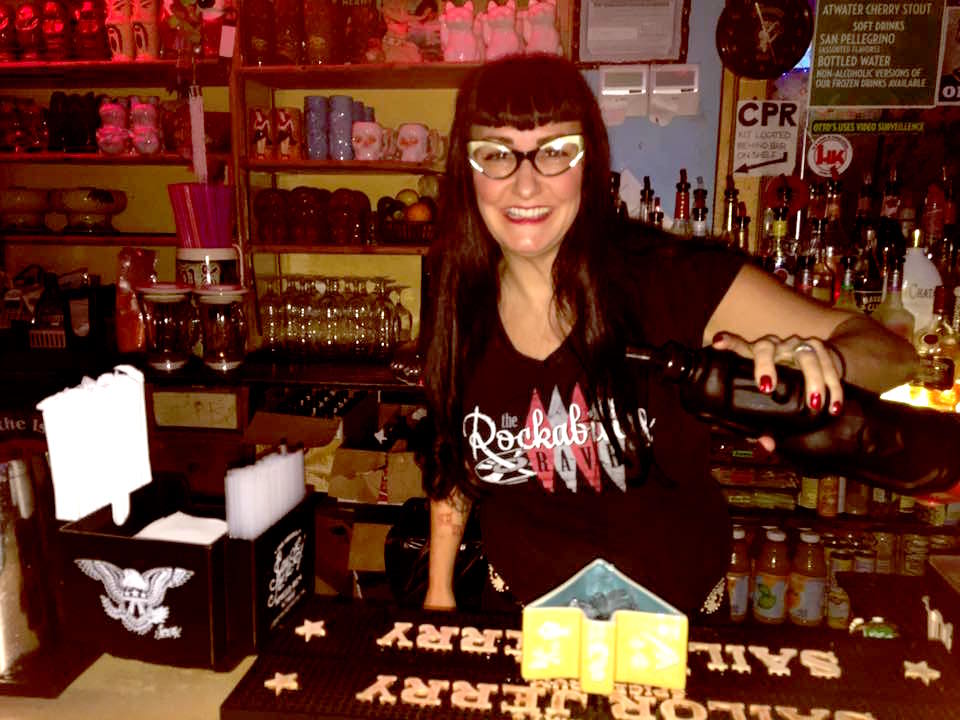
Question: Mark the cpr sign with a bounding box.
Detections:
[732,100,799,177]
[807,134,853,178]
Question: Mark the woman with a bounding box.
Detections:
[421,54,917,615]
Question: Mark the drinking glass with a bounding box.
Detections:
[317,276,343,358]
[389,283,414,344]
[369,276,396,359]
[259,277,284,352]
[344,276,374,357]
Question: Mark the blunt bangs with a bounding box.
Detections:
[461,54,593,130]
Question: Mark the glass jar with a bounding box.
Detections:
[136,283,197,372]
[195,286,249,372]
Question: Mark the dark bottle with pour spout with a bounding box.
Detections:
[626,342,960,494]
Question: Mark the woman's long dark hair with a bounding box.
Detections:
[422,54,644,500]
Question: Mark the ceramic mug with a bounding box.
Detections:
[395,122,447,164]
[176,245,243,289]
[351,121,394,161]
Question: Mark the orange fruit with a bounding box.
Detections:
[404,200,433,222]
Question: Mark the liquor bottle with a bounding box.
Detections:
[650,196,664,228]
[719,174,739,247]
[902,227,942,334]
[639,176,655,226]
[809,218,835,304]
[873,257,915,343]
[853,171,877,249]
[795,254,815,297]
[834,256,860,312]
[672,168,692,238]
[624,340,960,494]
[822,176,850,300]
[609,171,629,222]
[853,225,884,314]
[735,201,752,254]
[899,194,918,245]
[915,285,957,398]
[881,165,902,220]
[692,176,709,239]
[763,188,794,284]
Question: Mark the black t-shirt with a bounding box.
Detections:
[460,240,747,614]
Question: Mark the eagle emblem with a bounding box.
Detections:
[74,559,194,636]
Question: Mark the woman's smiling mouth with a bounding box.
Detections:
[504,206,551,222]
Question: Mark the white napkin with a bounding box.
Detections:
[134,511,228,545]
[37,365,153,524]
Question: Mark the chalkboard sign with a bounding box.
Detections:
[810,0,946,108]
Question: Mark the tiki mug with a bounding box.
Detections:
[395,122,446,164]
[351,121,390,161]
[14,0,42,59]
[131,0,158,59]
[129,95,160,154]
[519,0,560,55]
[73,0,108,58]
[41,0,70,58]
[0,2,18,60]
[199,0,223,58]
[105,0,133,60]
[96,96,129,155]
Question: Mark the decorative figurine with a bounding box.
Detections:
[73,0,108,58]
[440,0,482,63]
[480,0,521,61]
[0,2,19,60]
[129,95,160,154]
[131,0,158,59]
[248,107,273,159]
[14,0,42,59]
[274,106,301,160]
[382,20,421,63]
[40,0,69,58]
[106,0,133,60]
[520,0,559,55]
[96,96,129,154]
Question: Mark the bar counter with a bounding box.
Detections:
[0,654,255,720]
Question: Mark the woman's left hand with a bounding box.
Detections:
[712,332,845,451]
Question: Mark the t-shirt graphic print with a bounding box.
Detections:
[464,383,654,494]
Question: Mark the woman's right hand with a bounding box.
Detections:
[423,583,457,611]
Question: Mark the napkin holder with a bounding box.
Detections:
[59,480,314,669]
[521,558,688,694]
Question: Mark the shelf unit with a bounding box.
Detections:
[0,152,230,166]
[250,243,428,255]
[1,232,178,246]
[0,59,229,88]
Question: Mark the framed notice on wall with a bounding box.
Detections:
[809,0,946,108]
[573,0,690,65]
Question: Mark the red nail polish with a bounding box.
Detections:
[809,392,822,411]
[759,375,773,393]
[830,400,843,415]
[713,332,725,344]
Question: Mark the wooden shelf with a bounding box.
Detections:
[0,59,229,88]
[1,232,178,246]
[251,243,429,255]
[237,62,478,89]
[0,152,230,166]
[241,353,422,391]
[243,158,443,175]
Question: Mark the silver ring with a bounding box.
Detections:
[793,342,816,356]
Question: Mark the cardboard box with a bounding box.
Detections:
[325,448,425,504]
[521,558,688,695]
[60,484,314,669]
[924,555,960,661]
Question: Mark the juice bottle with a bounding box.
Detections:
[788,532,827,627]
[727,527,750,623]
[753,529,790,624]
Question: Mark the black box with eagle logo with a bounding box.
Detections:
[59,483,314,670]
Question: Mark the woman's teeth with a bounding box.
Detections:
[505,207,550,220]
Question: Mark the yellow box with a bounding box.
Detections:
[521,559,688,694]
